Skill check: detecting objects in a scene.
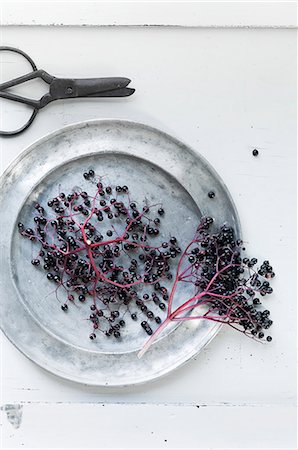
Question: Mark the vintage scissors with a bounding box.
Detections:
[0,46,135,136]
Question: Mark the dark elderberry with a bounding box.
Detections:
[79,295,86,302]
[158,207,164,216]
[31,259,40,266]
[61,304,68,311]
[141,321,153,335]
[208,191,215,199]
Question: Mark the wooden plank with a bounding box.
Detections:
[1,403,297,448]
[1,1,297,28]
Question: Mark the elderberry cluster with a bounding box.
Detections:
[174,219,274,341]
[18,170,180,340]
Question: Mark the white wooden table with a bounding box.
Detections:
[0,2,297,449]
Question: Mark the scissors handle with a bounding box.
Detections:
[0,47,41,136]
[0,46,37,71]
[0,109,38,136]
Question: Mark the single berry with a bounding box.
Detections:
[31,259,40,266]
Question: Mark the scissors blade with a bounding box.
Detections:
[86,87,135,97]
[50,77,134,100]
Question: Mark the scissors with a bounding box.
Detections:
[0,46,135,136]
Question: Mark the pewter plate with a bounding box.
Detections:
[0,119,240,386]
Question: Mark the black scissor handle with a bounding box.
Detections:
[0,46,39,136]
[0,46,37,71]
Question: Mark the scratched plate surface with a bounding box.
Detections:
[0,119,240,386]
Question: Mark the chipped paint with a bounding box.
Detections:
[1,404,23,429]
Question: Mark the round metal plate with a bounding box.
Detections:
[0,119,240,386]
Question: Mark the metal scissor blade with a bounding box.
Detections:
[73,77,132,93]
[50,77,133,100]
[86,87,135,97]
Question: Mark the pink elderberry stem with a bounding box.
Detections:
[167,239,198,316]
[138,291,207,358]
[137,316,172,358]
[172,315,229,323]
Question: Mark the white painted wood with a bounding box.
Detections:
[0,1,297,28]
[1,403,297,449]
[0,22,296,450]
